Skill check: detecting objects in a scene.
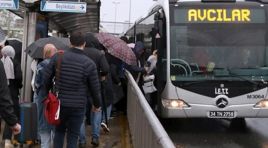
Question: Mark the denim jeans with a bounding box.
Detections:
[54,107,85,148]
[102,105,112,123]
[40,130,54,148]
[79,110,101,144]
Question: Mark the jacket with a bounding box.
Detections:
[0,61,18,126]
[83,47,109,76]
[43,47,101,108]
[8,59,22,102]
[84,33,109,76]
[34,59,54,131]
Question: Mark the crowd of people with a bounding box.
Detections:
[0,31,158,148]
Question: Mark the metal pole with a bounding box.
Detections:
[129,0,131,27]
[21,11,36,102]
[113,1,120,34]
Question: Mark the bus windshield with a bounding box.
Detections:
[169,2,268,82]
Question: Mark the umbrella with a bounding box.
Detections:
[95,33,136,65]
[25,37,69,59]
[6,39,22,63]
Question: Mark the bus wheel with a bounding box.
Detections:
[229,118,246,130]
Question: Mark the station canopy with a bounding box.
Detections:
[13,0,100,34]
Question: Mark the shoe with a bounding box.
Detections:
[91,137,99,147]
[101,122,110,133]
[78,143,86,148]
[4,139,14,148]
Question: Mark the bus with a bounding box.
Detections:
[125,0,268,119]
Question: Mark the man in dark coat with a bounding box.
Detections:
[43,31,101,148]
[0,61,21,135]
[79,33,110,147]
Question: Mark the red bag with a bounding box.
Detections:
[44,92,61,125]
[43,51,63,126]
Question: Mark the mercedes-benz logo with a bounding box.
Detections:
[216,98,228,108]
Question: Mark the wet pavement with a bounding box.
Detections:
[163,118,268,148]
[0,115,132,148]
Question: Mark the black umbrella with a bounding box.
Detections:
[6,39,22,63]
[25,37,69,59]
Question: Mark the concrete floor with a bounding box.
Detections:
[1,115,132,148]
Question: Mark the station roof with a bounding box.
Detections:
[13,0,100,34]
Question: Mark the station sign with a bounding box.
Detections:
[40,0,87,13]
[0,0,19,10]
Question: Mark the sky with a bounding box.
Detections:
[100,0,156,34]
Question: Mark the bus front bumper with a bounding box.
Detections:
[160,104,268,118]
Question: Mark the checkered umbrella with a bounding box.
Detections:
[95,33,136,66]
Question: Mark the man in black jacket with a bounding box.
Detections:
[79,33,110,147]
[43,31,101,148]
[0,61,21,135]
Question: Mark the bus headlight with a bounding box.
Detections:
[162,99,191,109]
[254,99,268,108]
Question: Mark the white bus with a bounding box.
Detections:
[125,0,268,119]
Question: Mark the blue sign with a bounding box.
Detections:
[0,0,19,10]
[40,0,87,13]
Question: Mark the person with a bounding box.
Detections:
[1,45,23,147]
[146,50,157,75]
[129,41,148,87]
[144,50,158,109]
[0,38,5,133]
[43,31,102,148]
[192,48,210,71]
[34,44,57,148]
[79,33,110,147]
[0,61,21,145]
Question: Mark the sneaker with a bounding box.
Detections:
[4,139,14,148]
[101,122,110,133]
[91,137,99,147]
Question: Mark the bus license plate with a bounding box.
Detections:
[208,111,235,118]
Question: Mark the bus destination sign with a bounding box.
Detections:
[174,8,265,23]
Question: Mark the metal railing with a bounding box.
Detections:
[125,70,175,148]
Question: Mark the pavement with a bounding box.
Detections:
[0,114,132,148]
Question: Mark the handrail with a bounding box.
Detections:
[125,70,175,148]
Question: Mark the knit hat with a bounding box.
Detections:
[2,45,15,59]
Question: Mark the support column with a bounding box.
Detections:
[21,11,37,102]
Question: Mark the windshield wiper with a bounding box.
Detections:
[226,68,266,86]
[179,80,210,87]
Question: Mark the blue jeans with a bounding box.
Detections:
[54,107,85,148]
[102,105,112,123]
[79,110,101,144]
[40,130,54,148]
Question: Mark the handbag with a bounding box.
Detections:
[43,51,64,125]
[142,75,157,94]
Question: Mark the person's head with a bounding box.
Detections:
[43,44,57,59]
[133,41,145,58]
[70,31,86,49]
[85,33,100,49]
[120,36,128,43]
[1,45,15,59]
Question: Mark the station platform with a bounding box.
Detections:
[0,114,132,148]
